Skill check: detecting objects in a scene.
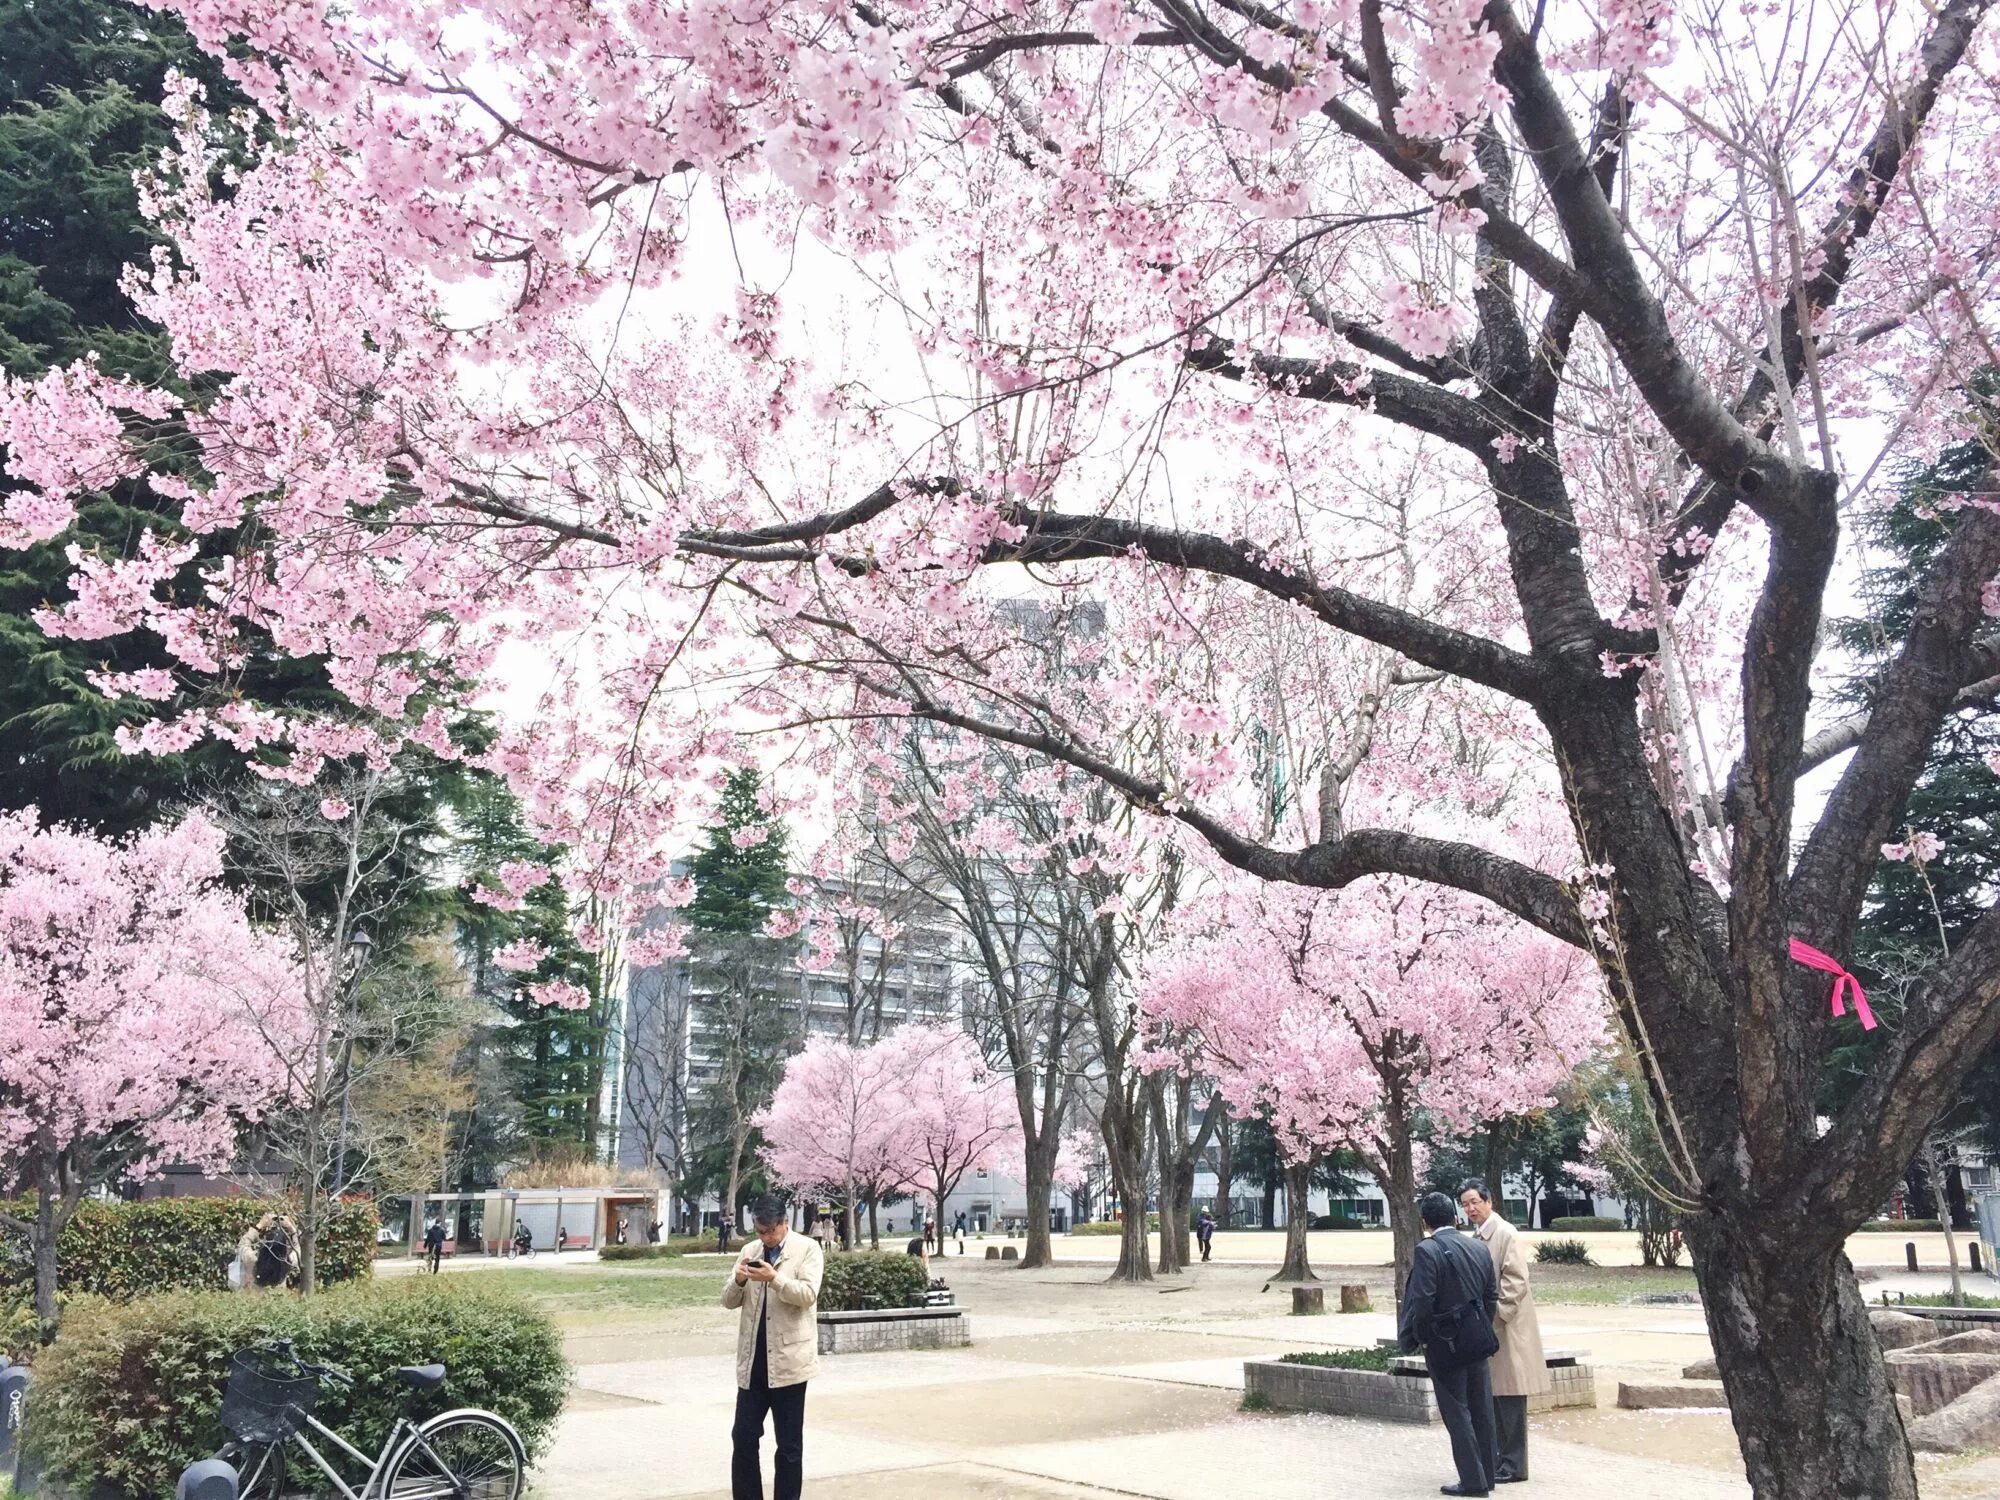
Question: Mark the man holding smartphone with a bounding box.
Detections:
[723,1195,824,1500]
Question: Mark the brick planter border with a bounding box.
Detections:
[1244,1356,1596,1425]
[816,1306,971,1355]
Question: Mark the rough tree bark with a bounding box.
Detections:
[1271,1160,1317,1283]
[1214,1115,1233,1228]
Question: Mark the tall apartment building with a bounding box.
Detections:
[615,859,969,1188]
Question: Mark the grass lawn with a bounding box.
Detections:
[477,1264,729,1332]
[1527,1264,1701,1304]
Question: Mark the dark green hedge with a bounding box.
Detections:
[24,1279,568,1500]
[1547,1215,1624,1233]
[597,1236,719,1261]
[818,1251,927,1311]
[1859,1219,1943,1232]
[0,1198,378,1300]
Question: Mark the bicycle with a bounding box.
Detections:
[204,1339,525,1500]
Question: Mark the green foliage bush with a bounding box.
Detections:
[597,1236,721,1261]
[1309,1214,1383,1231]
[1547,1215,1624,1233]
[817,1251,928,1311]
[1535,1238,1594,1266]
[1278,1347,1393,1371]
[0,1198,377,1301]
[1859,1219,1943,1231]
[24,1278,568,1500]
[1068,1216,1159,1235]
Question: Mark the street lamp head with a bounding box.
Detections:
[347,925,373,963]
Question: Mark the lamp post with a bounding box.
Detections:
[331,924,374,1194]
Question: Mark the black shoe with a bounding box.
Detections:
[1440,1487,1491,1497]
[1496,1477,1527,1485]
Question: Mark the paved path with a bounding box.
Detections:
[533,1259,1773,1500]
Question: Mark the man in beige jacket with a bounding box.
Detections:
[1461,1180,1548,1485]
[722,1195,824,1500]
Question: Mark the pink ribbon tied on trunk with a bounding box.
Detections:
[1789,938,1877,1031]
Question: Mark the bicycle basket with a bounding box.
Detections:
[219,1349,320,1444]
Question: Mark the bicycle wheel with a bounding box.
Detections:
[381,1412,524,1500]
[214,1442,287,1500]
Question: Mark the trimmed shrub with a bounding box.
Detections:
[817,1251,927,1311]
[1278,1347,1393,1372]
[24,1278,567,1500]
[0,1198,377,1302]
[1309,1214,1382,1231]
[1547,1215,1624,1233]
[1068,1215,1159,1235]
[1859,1219,1943,1232]
[597,1244,673,1262]
[1535,1238,1593,1266]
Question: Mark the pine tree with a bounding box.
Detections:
[683,767,799,1231]
[1823,432,2000,1223]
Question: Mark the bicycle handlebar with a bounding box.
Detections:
[249,1339,353,1388]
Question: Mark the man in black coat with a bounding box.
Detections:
[1398,1192,1501,1496]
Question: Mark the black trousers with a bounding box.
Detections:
[1428,1355,1498,1493]
[732,1332,805,1500]
[426,1244,442,1273]
[1494,1393,1528,1480]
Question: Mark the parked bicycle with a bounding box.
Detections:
[199,1339,524,1500]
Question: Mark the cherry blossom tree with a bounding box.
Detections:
[8,0,2000,1488]
[881,1022,1023,1241]
[758,1034,922,1249]
[0,809,301,1332]
[1142,876,1605,1294]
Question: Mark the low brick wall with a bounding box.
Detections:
[817,1306,970,1355]
[1245,1355,1597,1425]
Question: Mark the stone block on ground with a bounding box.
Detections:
[1908,1330,2000,1356]
[1908,1372,2000,1453]
[1291,1286,1325,1315]
[1681,1356,1720,1380]
[985,1246,1000,1260]
[1873,1309,1951,1350]
[1000,1246,1019,1261]
[1339,1284,1371,1314]
[1618,1381,1728,1410]
[1884,1350,2000,1416]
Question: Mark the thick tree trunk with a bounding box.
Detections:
[32,1171,62,1339]
[1021,1156,1056,1269]
[1379,1098,1423,1302]
[1270,1161,1316,1282]
[1103,1088,1153,1283]
[1261,1176,1277,1229]
[1152,1087,1185,1274]
[843,1174,857,1255]
[1691,1224,1914,1500]
[867,1196,879,1249]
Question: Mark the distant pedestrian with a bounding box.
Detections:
[954,1212,966,1253]
[647,1218,662,1244]
[717,1217,730,1253]
[615,1214,630,1245]
[1399,1192,1500,1496]
[905,1228,930,1277]
[1196,1210,1216,1263]
[724,1195,822,1500]
[1462,1179,1547,1485]
[423,1217,447,1274]
[556,1223,568,1254]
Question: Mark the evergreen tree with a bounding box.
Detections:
[684,767,799,1231]
[0,0,381,834]
[1824,432,2000,1220]
[450,776,610,1171]
[684,768,790,932]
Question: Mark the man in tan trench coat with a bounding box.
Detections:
[722,1194,824,1500]
[1461,1180,1548,1484]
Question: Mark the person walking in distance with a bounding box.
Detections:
[423,1217,447,1274]
[1460,1180,1546,1485]
[1399,1192,1501,1496]
[1196,1210,1216,1263]
[954,1211,967,1253]
[722,1194,823,1500]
